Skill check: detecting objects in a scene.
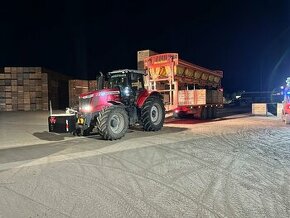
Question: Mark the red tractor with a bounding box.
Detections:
[76,69,165,140]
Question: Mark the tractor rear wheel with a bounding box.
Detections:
[97,106,129,140]
[141,96,165,131]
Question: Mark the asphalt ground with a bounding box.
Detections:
[1,107,290,217]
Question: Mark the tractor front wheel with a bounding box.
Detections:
[96,106,129,140]
[141,96,165,131]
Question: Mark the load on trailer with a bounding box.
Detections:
[144,53,223,119]
[48,69,165,140]
[282,77,290,124]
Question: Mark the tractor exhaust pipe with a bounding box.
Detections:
[97,72,104,90]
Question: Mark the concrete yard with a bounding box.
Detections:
[0,110,290,217]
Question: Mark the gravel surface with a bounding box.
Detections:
[0,113,290,217]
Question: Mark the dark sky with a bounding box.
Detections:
[0,0,290,92]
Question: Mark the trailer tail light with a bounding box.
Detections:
[49,116,56,124]
[175,106,190,113]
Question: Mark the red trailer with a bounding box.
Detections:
[144,53,223,119]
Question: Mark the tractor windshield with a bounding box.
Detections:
[107,73,128,89]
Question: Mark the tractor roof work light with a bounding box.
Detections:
[286,77,290,86]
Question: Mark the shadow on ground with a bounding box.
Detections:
[165,114,252,125]
[86,126,188,140]
[33,131,75,141]
[1,126,188,165]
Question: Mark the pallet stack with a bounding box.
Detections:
[137,50,157,70]
[69,80,89,108]
[88,80,97,91]
[0,67,70,111]
[0,67,47,111]
[68,80,99,108]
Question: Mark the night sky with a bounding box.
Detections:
[0,0,290,93]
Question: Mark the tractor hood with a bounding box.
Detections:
[79,88,121,113]
[79,88,120,99]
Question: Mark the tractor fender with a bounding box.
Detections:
[136,90,163,108]
[107,100,125,106]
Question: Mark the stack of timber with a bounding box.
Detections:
[178,89,223,106]
[0,67,70,111]
[137,50,157,70]
[69,80,89,108]
[88,80,97,91]
[68,80,99,108]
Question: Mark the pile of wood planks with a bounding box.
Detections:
[137,50,157,70]
[0,67,71,111]
[68,80,97,108]
[0,67,48,111]
[69,80,89,108]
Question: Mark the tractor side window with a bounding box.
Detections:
[131,73,144,91]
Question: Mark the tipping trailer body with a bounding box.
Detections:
[144,53,223,119]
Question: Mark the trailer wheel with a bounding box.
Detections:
[201,107,208,120]
[207,107,217,119]
[141,96,165,131]
[96,106,129,140]
[173,111,186,119]
[207,107,212,119]
[212,108,217,119]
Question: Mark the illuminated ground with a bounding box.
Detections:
[0,111,290,217]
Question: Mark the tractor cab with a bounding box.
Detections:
[106,69,145,105]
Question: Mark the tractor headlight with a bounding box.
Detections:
[83,105,92,112]
[124,87,130,96]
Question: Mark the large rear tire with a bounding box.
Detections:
[141,95,165,131]
[96,106,129,140]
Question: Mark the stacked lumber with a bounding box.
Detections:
[178,89,223,106]
[88,80,97,91]
[68,80,99,108]
[0,67,70,111]
[69,80,89,108]
[137,50,157,70]
[0,67,47,111]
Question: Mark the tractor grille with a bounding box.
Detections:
[91,96,99,107]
